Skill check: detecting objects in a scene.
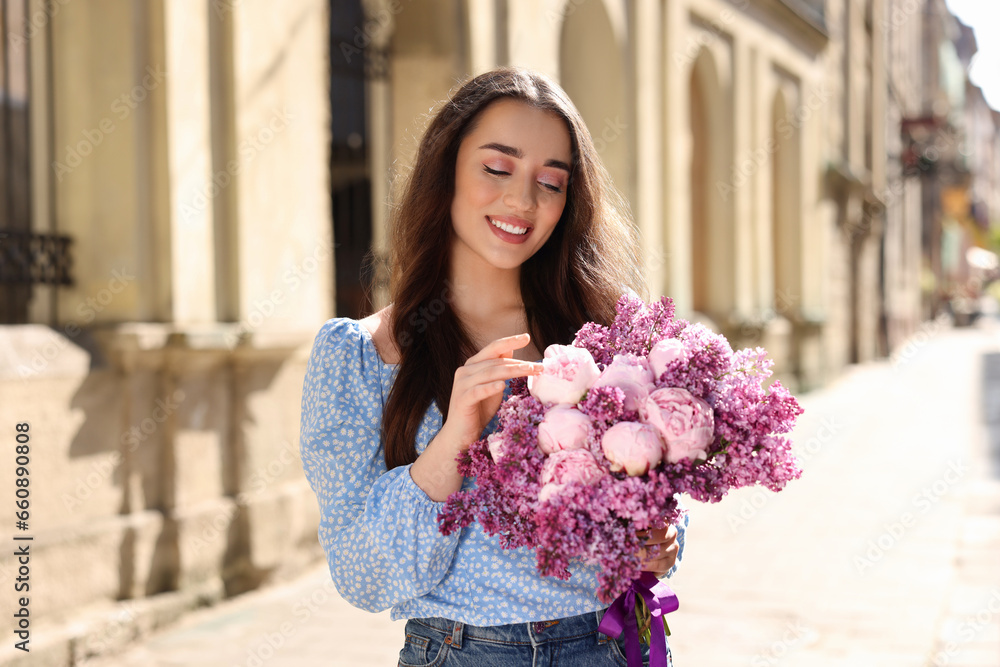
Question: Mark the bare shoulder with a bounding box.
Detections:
[359,305,401,365]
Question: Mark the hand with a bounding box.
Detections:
[412,333,542,502]
[439,333,543,449]
[637,524,679,577]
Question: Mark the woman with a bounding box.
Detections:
[300,67,685,666]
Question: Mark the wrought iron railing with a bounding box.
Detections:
[0,230,73,285]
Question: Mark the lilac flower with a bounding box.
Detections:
[439,292,803,601]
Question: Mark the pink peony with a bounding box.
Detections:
[591,355,655,412]
[528,344,601,406]
[600,421,664,476]
[647,339,686,381]
[486,433,505,462]
[538,482,565,503]
[540,449,606,488]
[643,387,714,463]
[538,406,593,454]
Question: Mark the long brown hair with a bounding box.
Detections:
[382,66,644,469]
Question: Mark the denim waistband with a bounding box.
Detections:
[407,609,609,648]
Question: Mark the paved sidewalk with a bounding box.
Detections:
[80,565,404,667]
[667,320,1000,667]
[82,320,1000,667]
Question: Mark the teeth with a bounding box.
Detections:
[489,217,528,235]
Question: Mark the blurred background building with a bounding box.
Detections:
[0,0,997,664]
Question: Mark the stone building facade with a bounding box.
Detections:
[0,0,992,665]
[0,0,330,664]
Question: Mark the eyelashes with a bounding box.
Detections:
[482,165,564,194]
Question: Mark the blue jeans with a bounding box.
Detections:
[398,610,669,666]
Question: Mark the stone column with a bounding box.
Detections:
[730,33,753,323]
[50,0,151,324]
[163,0,218,324]
[751,48,772,318]
[663,0,691,312]
[467,0,499,74]
[226,0,332,338]
[633,0,666,296]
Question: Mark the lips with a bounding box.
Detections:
[487,215,533,244]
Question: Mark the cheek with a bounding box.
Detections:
[455,173,501,212]
[531,199,566,245]
[452,173,496,228]
[539,198,566,228]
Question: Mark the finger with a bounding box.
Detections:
[639,545,673,560]
[644,536,677,549]
[456,359,543,389]
[639,542,678,561]
[458,362,544,396]
[641,562,672,576]
[639,555,673,571]
[462,357,543,375]
[463,358,545,381]
[647,525,675,540]
[466,333,532,364]
[643,525,677,546]
[463,380,510,403]
[640,550,677,571]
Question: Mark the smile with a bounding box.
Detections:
[488,216,529,235]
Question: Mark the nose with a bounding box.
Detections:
[502,174,536,214]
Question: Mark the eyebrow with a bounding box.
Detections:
[478,142,571,173]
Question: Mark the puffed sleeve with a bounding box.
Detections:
[298,319,461,611]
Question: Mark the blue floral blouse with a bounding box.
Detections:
[298,318,687,625]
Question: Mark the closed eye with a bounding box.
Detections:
[485,165,564,194]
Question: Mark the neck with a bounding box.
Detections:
[450,266,522,322]
[447,250,526,344]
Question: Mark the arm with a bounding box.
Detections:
[298,320,461,612]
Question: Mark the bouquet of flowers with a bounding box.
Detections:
[438,294,803,661]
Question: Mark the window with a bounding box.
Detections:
[0,0,72,324]
[330,0,375,319]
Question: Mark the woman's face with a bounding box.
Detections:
[450,98,573,274]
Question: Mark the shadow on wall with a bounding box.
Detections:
[984,352,1000,478]
[61,332,299,608]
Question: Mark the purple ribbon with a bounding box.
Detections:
[598,572,679,667]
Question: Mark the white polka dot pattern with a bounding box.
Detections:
[298,318,687,625]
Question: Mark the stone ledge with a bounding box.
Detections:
[88,322,318,353]
[0,323,320,381]
[0,325,92,381]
